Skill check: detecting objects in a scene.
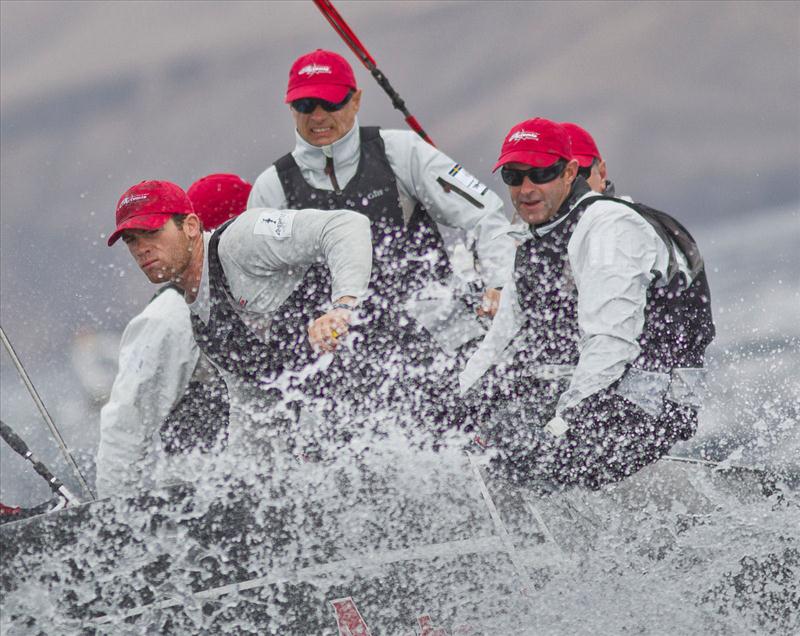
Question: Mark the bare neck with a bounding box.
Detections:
[179,234,205,304]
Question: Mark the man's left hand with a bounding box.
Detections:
[477,288,501,318]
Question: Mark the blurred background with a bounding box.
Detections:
[1,0,798,505]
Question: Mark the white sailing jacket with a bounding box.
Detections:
[96,287,197,497]
[188,207,372,334]
[247,120,515,290]
[460,191,704,415]
[97,207,372,497]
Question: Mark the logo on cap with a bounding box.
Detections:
[119,193,148,208]
[508,130,540,143]
[298,63,332,77]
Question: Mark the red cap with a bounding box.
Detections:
[560,122,601,168]
[187,173,252,230]
[285,49,357,103]
[493,118,573,171]
[108,180,192,246]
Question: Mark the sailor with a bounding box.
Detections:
[248,49,515,421]
[559,122,615,195]
[106,179,372,461]
[460,118,715,490]
[96,174,251,497]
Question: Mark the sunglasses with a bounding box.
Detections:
[500,159,568,186]
[290,89,355,114]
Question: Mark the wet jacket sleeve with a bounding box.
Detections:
[95,290,198,498]
[555,202,670,413]
[381,130,515,289]
[460,274,526,394]
[220,208,373,304]
[247,166,288,210]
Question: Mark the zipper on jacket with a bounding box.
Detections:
[325,156,342,195]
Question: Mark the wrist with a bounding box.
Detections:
[332,295,357,311]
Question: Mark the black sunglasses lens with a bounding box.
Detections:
[324,90,353,112]
[501,167,524,186]
[534,162,565,183]
[291,98,317,114]
[577,165,592,180]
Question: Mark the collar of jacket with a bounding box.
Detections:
[292,117,362,176]
[529,176,592,238]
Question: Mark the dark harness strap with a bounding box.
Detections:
[190,219,284,383]
[149,282,181,303]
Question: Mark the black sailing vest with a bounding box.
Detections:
[273,126,452,323]
[189,220,323,387]
[511,182,715,380]
[271,127,459,413]
[144,284,230,455]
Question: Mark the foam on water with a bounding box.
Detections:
[2,420,798,634]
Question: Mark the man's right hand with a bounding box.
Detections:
[308,307,352,353]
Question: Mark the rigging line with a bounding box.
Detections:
[466,452,535,596]
[1,325,95,501]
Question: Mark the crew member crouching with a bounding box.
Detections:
[107,180,372,463]
[460,118,715,490]
[97,174,250,497]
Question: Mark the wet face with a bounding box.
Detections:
[291,89,362,147]
[508,159,579,226]
[121,216,197,285]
